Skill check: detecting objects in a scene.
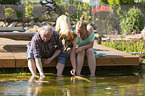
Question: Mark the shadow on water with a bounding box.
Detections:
[0,66,145,96]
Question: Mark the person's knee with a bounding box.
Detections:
[86,48,94,56]
[28,58,33,61]
[28,58,35,63]
[57,52,67,65]
[26,49,34,60]
[78,50,85,56]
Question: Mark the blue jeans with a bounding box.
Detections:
[26,49,67,65]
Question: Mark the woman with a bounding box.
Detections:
[75,17,96,76]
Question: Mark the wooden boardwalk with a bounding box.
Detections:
[0,38,139,68]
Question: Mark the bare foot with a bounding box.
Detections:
[89,74,95,77]
[76,73,80,76]
[33,75,39,78]
[57,74,63,77]
[76,73,85,76]
[40,74,45,78]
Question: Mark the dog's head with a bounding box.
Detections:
[59,30,77,47]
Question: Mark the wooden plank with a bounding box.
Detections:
[0,47,15,68]
[0,39,15,68]
[13,52,27,67]
[0,38,139,68]
[0,27,24,32]
[6,41,28,68]
[93,42,139,66]
[95,57,139,66]
[0,38,28,68]
[93,42,135,56]
[0,32,35,40]
[0,59,15,68]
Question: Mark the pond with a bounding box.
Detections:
[0,67,145,96]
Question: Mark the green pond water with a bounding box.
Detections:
[0,68,145,96]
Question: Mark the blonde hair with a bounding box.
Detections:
[38,25,53,35]
[76,16,87,31]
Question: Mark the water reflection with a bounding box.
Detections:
[27,76,43,96]
[27,76,52,96]
[0,72,145,96]
[69,76,96,96]
[138,71,145,95]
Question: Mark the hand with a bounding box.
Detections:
[76,47,83,53]
[70,69,76,76]
[44,58,53,64]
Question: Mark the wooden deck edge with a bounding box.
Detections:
[5,56,139,68]
[0,59,15,68]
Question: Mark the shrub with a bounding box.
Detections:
[15,2,24,20]
[120,7,144,35]
[4,7,14,20]
[25,5,33,20]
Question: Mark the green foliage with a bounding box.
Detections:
[108,0,120,10]
[25,6,33,19]
[100,0,109,5]
[120,0,135,4]
[4,8,14,20]
[59,1,91,22]
[106,0,137,20]
[76,2,91,21]
[100,0,135,5]
[74,1,83,5]
[41,12,50,21]
[120,7,144,35]
[0,0,20,5]
[101,40,145,52]
[21,0,39,5]
[55,0,63,4]
[69,0,74,4]
[107,0,124,20]
[107,0,122,17]
[15,4,24,20]
[16,8,24,20]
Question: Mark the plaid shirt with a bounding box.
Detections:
[27,31,63,58]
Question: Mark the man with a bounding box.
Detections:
[26,26,67,77]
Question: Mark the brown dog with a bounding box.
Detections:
[55,15,77,48]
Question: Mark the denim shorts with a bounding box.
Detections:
[26,48,67,65]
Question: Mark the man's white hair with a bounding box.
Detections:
[38,25,53,35]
